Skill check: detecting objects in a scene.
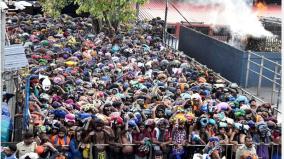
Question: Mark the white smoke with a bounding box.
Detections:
[177,0,273,38]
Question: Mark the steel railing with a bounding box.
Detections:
[164,31,178,50]
[1,142,281,159]
[245,51,281,110]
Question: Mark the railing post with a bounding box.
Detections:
[171,35,174,48]
[168,33,170,47]
[136,2,140,20]
[164,0,168,44]
[271,62,278,104]
[245,52,251,88]
[225,145,228,159]
[271,145,274,159]
[175,39,177,50]
[276,83,281,111]
[257,56,264,96]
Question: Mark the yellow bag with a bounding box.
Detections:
[82,144,90,159]
[98,151,106,159]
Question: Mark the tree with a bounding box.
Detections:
[38,0,148,31]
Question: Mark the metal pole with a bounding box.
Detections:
[245,52,251,88]
[257,56,264,96]
[136,2,140,20]
[1,3,6,108]
[276,81,281,110]
[271,145,274,159]
[271,63,278,104]
[164,0,168,43]
[171,35,174,48]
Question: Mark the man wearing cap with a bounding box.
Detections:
[236,136,258,159]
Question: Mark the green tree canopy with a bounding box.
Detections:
[38,0,148,30]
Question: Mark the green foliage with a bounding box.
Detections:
[39,0,148,28]
[38,0,73,18]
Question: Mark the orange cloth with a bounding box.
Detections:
[180,83,185,92]
[193,105,199,111]
[51,135,70,146]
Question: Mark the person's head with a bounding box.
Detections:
[103,104,112,116]
[58,127,67,138]
[210,150,220,159]
[157,121,167,131]
[65,113,76,127]
[249,99,257,108]
[3,144,17,156]
[176,88,181,95]
[156,109,164,118]
[111,89,118,95]
[219,127,226,135]
[137,98,145,105]
[234,128,240,134]
[68,126,77,137]
[41,135,50,144]
[139,124,145,132]
[23,132,34,145]
[245,135,253,148]
[94,118,104,131]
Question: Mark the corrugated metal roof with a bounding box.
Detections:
[4,44,28,71]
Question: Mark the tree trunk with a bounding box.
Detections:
[90,16,100,33]
[103,11,112,29]
[111,20,120,32]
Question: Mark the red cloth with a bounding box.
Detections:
[133,130,153,157]
[152,129,171,142]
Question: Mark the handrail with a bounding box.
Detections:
[248,69,281,86]
[1,142,281,146]
[248,51,282,66]
[246,51,282,109]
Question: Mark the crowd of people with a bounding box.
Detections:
[2,12,282,159]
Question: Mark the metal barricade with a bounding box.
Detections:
[1,142,280,159]
[164,31,178,50]
[245,51,281,114]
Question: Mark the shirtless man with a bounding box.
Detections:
[84,118,111,159]
[120,117,140,159]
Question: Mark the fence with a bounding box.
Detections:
[1,142,281,159]
[245,51,281,108]
[164,31,178,50]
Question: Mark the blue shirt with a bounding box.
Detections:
[4,153,17,159]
